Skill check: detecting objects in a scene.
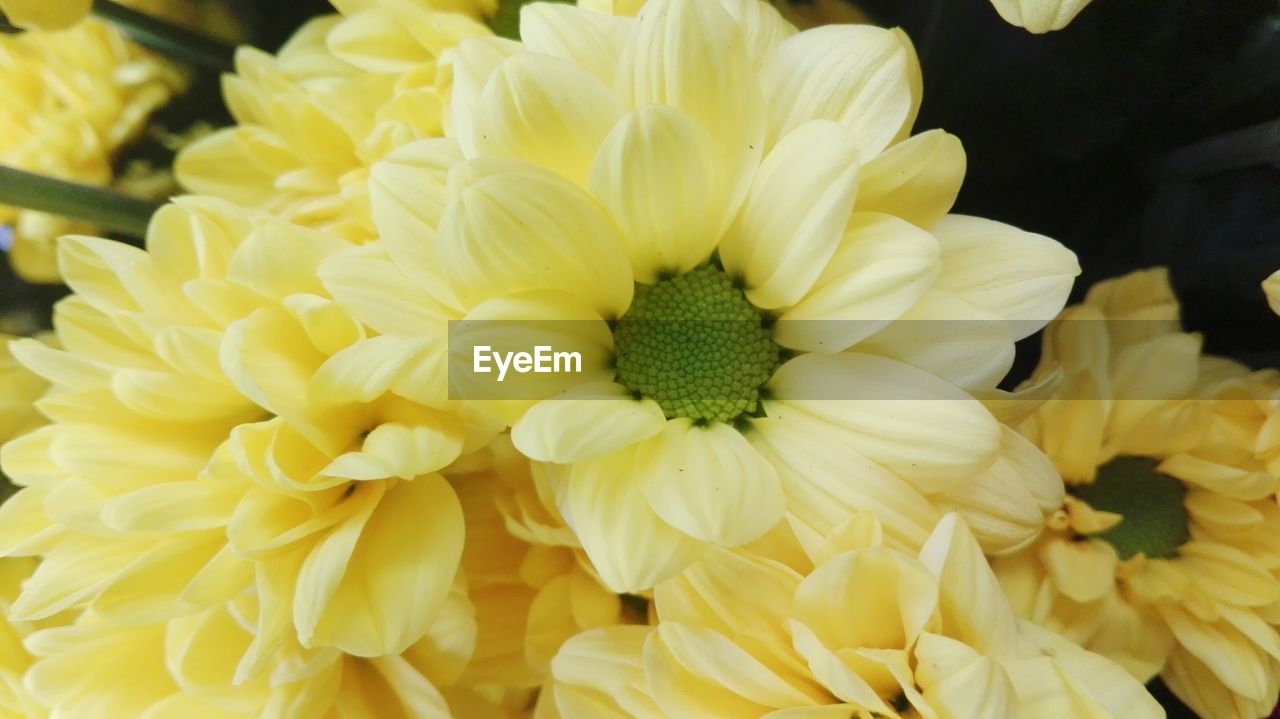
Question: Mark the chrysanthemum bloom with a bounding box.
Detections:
[988,0,1095,33]
[0,0,91,31]
[176,0,492,242]
[994,268,1280,719]
[337,0,1079,592]
[546,513,1163,718]
[0,12,188,281]
[19,586,535,718]
[0,198,495,688]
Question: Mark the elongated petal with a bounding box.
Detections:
[438,165,634,316]
[634,419,784,546]
[766,353,1001,489]
[932,215,1079,340]
[774,212,939,351]
[565,447,706,592]
[472,53,624,184]
[513,383,666,463]
[856,129,965,230]
[759,24,915,154]
[990,0,1096,33]
[721,120,861,310]
[589,105,727,282]
[520,4,631,85]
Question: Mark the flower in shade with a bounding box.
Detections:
[546,513,1163,718]
[0,0,91,31]
[0,334,47,447]
[988,0,1096,33]
[175,0,491,242]
[0,9,189,281]
[335,0,1079,592]
[0,197,492,688]
[995,267,1280,719]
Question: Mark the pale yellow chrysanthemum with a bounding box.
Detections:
[545,513,1163,718]
[175,1,491,242]
[994,267,1280,719]
[19,586,531,719]
[0,197,493,686]
[0,0,91,31]
[0,13,188,281]
[0,557,46,718]
[327,0,1080,593]
[988,0,1095,33]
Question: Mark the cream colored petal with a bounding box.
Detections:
[653,623,818,707]
[913,633,1015,719]
[856,129,966,230]
[305,475,465,657]
[310,334,449,409]
[512,383,666,463]
[759,24,916,154]
[318,244,457,336]
[565,446,707,592]
[774,212,940,352]
[438,165,634,316]
[327,9,433,72]
[715,0,795,69]
[917,514,1019,660]
[368,138,465,311]
[588,105,727,282]
[787,620,892,712]
[766,353,1001,490]
[1014,621,1165,719]
[794,547,938,651]
[472,53,625,184]
[931,432,1050,555]
[989,0,1096,33]
[721,120,861,310]
[618,0,764,211]
[931,215,1079,340]
[226,221,351,301]
[644,627,777,716]
[520,3,631,85]
[1265,269,1280,315]
[100,481,241,533]
[440,36,525,148]
[749,415,942,552]
[633,419,785,546]
[1163,645,1274,719]
[1039,538,1117,603]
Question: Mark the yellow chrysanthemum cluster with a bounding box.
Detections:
[997,268,1280,719]
[0,0,1270,717]
[0,1,194,283]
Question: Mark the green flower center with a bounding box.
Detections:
[1069,456,1190,560]
[613,264,781,424]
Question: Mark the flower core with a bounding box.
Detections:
[1070,456,1189,560]
[613,264,780,423]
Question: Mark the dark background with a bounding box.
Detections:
[4,1,1279,715]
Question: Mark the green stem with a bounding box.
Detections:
[0,166,160,240]
[91,0,235,73]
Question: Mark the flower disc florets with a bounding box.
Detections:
[613,263,780,423]
[1070,456,1189,560]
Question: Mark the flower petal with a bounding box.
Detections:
[720,120,861,310]
[512,383,667,463]
[774,212,940,352]
[989,0,1096,33]
[931,215,1079,340]
[634,419,785,546]
[565,446,706,592]
[759,24,916,154]
[589,105,727,282]
[855,129,965,230]
[438,165,634,316]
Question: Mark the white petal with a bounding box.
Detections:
[520,3,631,85]
[512,383,666,463]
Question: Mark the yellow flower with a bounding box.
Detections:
[988,0,1096,33]
[0,197,492,686]
[0,0,92,31]
[0,14,188,281]
[995,267,1280,719]
[175,2,490,242]
[334,0,1079,592]
[20,586,525,718]
[546,513,1163,718]
[0,557,45,718]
